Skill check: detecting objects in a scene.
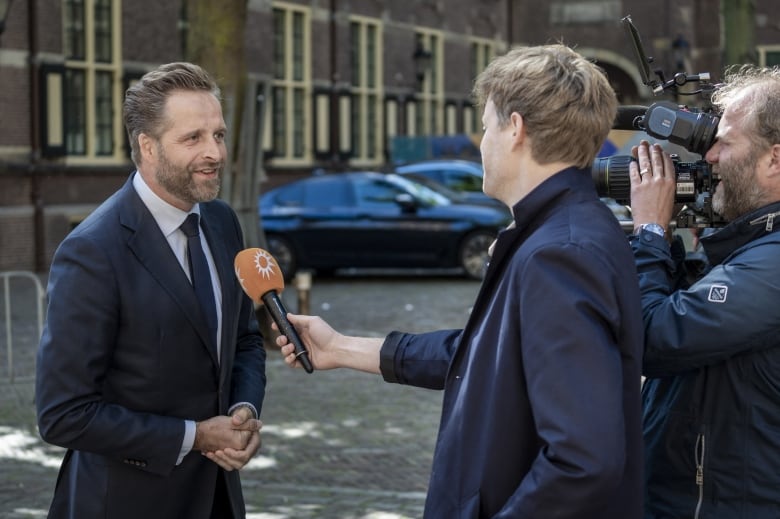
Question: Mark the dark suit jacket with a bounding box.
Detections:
[36,174,266,518]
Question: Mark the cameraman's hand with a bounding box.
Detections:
[630,140,677,235]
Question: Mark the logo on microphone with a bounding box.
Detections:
[252,249,277,279]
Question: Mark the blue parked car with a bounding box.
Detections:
[396,159,633,232]
[259,171,512,280]
[394,159,501,207]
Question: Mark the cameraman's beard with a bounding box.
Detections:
[711,151,764,221]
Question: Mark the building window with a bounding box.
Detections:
[758,46,780,67]
[349,17,383,165]
[467,38,496,134]
[550,1,621,24]
[414,31,444,136]
[62,0,122,160]
[270,3,311,164]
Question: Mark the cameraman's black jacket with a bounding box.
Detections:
[632,201,780,519]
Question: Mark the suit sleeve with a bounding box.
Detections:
[380,329,462,390]
[224,207,266,414]
[36,233,184,476]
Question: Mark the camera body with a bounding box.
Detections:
[593,16,726,228]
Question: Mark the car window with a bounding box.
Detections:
[446,171,483,192]
[273,182,305,207]
[303,177,353,207]
[388,175,451,206]
[355,178,407,208]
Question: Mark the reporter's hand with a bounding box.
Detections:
[273,313,342,370]
[629,140,677,233]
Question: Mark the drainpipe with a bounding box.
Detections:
[329,0,340,170]
[28,0,44,272]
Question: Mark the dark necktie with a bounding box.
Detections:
[180,213,218,350]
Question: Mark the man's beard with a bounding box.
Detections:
[155,143,222,206]
[711,147,765,221]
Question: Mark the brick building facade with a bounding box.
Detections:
[1,0,779,271]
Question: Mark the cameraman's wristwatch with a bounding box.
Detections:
[636,222,666,238]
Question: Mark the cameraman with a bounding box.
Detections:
[629,66,780,518]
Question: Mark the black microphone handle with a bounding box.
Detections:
[261,290,314,373]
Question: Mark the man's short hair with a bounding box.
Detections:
[123,62,221,166]
[473,44,617,169]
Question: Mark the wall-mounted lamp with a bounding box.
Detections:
[413,41,432,88]
[0,0,13,37]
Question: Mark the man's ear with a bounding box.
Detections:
[509,112,525,146]
[138,133,156,163]
[767,143,780,177]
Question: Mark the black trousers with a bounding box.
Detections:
[210,470,234,519]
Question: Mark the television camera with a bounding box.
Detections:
[592,15,726,228]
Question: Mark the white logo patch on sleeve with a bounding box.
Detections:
[707,285,728,303]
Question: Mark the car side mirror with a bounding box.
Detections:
[394,193,418,212]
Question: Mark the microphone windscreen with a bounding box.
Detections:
[614,105,648,130]
[234,248,286,304]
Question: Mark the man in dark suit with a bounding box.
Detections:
[35,62,266,519]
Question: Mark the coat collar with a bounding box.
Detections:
[450,166,597,374]
[701,200,780,266]
[488,166,597,270]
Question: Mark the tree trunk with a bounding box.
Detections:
[183,0,263,248]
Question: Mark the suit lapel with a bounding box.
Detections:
[119,180,220,367]
[199,203,238,373]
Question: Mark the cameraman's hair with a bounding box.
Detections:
[473,44,617,169]
[123,62,221,167]
[712,65,780,149]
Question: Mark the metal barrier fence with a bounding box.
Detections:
[1,271,45,384]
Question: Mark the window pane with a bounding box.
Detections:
[482,45,491,69]
[273,9,285,80]
[94,0,113,63]
[415,100,424,135]
[766,51,780,67]
[64,0,86,60]
[95,71,114,155]
[293,88,305,158]
[429,36,439,95]
[293,12,304,82]
[430,100,439,135]
[367,95,376,157]
[367,25,376,89]
[273,87,287,156]
[350,22,360,87]
[65,69,86,155]
[351,98,361,156]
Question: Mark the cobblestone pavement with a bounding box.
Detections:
[0,271,480,518]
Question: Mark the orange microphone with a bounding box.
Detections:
[234,248,314,373]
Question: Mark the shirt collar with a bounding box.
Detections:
[132,171,200,237]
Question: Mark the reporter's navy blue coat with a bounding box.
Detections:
[380,168,644,518]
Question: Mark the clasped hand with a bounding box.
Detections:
[194,407,262,471]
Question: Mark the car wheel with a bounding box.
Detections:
[266,234,297,281]
[459,230,495,280]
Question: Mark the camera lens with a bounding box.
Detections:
[592,155,633,204]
